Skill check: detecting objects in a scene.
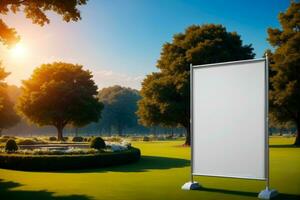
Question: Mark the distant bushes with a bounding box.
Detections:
[17,138,46,145]
[72,136,84,142]
[0,137,9,143]
[0,147,140,171]
[5,139,18,152]
[143,136,150,141]
[2,135,16,139]
[0,136,16,143]
[105,137,122,142]
[90,137,106,150]
[49,136,57,141]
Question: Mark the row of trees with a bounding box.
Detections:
[0,66,183,139]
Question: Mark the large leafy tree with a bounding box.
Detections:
[267,1,300,145]
[0,64,20,135]
[0,0,87,47]
[17,62,103,140]
[137,24,255,145]
[98,86,140,136]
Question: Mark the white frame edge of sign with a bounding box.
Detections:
[190,58,268,181]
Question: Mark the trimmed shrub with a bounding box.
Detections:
[0,138,9,143]
[90,137,106,150]
[0,147,140,171]
[143,136,150,141]
[18,139,41,145]
[72,136,84,142]
[63,137,69,141]
[106,137,122,142]
[5,139,18,152]
[0,136,16,143]
[165,135,173,140]
[49,136,57,141]
[2,135,16,139]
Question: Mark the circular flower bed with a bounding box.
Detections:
[0,147,140,171]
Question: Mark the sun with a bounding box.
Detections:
[10,43,27,58]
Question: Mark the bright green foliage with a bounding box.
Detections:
[5,139,18,152]
[16,62,103,140]
[0,0,87,47]
[0,65,20,135]
[90,137,106,150]
[137,24,255,145]
[98,86,140,135]
[267,2,300,145]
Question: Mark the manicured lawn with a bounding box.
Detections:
[0,137,299,200]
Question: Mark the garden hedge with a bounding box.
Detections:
[0,147,140,171]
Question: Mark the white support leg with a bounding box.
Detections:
[258,187,278,199]
[181,181,201,190]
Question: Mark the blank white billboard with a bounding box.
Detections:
[192,59,267,180]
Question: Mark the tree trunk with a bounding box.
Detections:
[294,118,300,146]
[184,122,191,146]
[75,127,78,137]
[108,126,111,137]
[56,126,64,141]
[117,124,123,136]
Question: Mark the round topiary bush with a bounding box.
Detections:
[49,136,57,141]
[5,139,18,152]
[72,136,84,142]
[90,137,106,150]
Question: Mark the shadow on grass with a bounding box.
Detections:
[269,144,300,148]
[197,187,300,200]
[65,155,190,173]
[0,179,92,200]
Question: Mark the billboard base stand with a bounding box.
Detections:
[181,181,201,190]
[258,188,278,199]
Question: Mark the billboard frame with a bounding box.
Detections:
[182,56,278,199]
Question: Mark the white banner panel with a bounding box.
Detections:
[192,59,266,180]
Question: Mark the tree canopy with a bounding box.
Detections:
[267,1,300,145]
[0,64,20,134]
[137,24,255,145]
[16,62,103,140]
[0,0,87,47]
[98,85,140,136]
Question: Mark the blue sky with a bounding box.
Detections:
[0,0,290,89]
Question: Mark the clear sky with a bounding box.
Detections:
[0,0,290,89]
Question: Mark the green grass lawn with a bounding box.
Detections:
[0,137,299,200]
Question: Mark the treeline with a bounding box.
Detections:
[2,84,185,137]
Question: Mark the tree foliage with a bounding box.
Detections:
[0,0,87,47]
[267,1,300,145]
[98,85,140,136]
[16,62,103,140]
[137,24,255,145]
[0,64,20,134]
